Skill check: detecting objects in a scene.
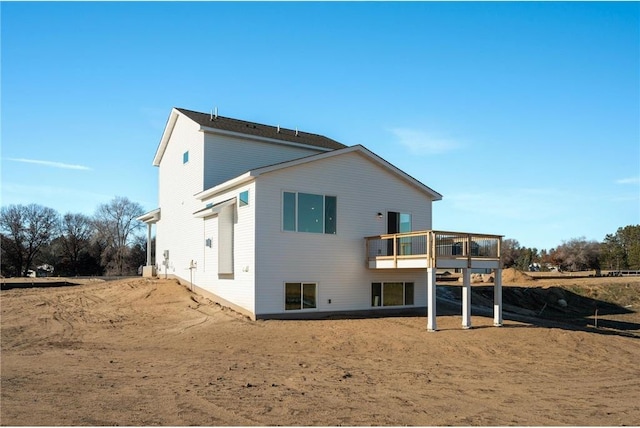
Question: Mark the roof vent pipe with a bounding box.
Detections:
[295,127,299,137]
[277,125,280,133]
[210,110,213,121]
[215,107,218,119]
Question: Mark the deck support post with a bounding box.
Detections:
[462,268,471,329]
[427,267,437,332]
[494,268,503,326]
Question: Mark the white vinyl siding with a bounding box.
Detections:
[254,150,435,316]
[156,114,204,285]
[156,112,257,315]
[203,133,325,190]
[203,216,217,273]
[197,184,256,315]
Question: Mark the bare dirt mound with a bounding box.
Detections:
[0,276,106,290]
[501,267,535,284]
[2,277,640,426]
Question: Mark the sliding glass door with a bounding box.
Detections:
[388,212,412,255]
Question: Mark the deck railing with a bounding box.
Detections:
[365,230,502,269]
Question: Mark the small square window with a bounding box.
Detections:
[183,151,189,164]
[239,190,249,207]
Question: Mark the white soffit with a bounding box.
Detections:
[152,109,180,166]
[136,208,161,224]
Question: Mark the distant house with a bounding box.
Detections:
[25,264,54,278]
[139,108,503,329]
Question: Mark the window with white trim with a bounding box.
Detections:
[239,190,249,207]
[371,282,414,307]
[285,282,317,310]
[283,192,336,234]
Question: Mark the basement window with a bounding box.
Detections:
[371,282,414,307]
[285,282,317,310]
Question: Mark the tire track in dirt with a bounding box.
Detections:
[2,277,639,426]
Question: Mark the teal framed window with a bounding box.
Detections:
[283,192,296,232]
[283,192,336,234]
[239,190,249,207]
[183,151,189,164]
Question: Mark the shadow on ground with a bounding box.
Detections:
[441,285,640,339]
[311,284,639,339]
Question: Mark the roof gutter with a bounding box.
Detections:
[194,172,256,201]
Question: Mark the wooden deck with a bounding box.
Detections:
[365,230,502,270]
[366,230,504,331]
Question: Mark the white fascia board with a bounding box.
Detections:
[355,145,443,201]
[193,197,236,218]
[152,108,181,166]
[198,126,335,153]
[194,172,255,201]
[136,208,161,224]
[249,146,357,176]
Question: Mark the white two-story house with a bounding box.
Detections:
[139,107,503,329]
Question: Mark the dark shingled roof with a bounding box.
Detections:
[176,108,347,151]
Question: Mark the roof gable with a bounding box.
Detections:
[153,108,347,166]
[253,145,443,200]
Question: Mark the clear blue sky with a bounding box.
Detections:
[2,1,638,251]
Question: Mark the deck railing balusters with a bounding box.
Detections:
[365,230,502,267]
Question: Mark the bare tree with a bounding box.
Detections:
[59,213,94,276]
[93,196,144,275]
[551,237,600,271]
[501,238,521,268]
[0,204,59,276]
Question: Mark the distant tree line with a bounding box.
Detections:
[2,196,638,277]
[0,197,148,278]
[501,225,640,272]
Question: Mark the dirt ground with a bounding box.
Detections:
[2,275,639,426]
